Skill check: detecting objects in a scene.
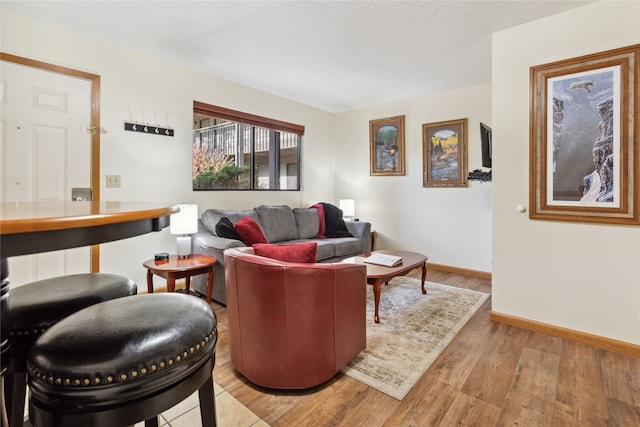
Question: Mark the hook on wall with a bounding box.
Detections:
[124,121,174,137]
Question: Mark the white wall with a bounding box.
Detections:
[1,10,335,288]
[8,3,637,346]
[334,84,493,273]
[492,1,640,344]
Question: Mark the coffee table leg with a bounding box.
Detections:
[206,267,213,304]
[146,269,154,294]
[421,262,427,294]
[167,273,176,293]
[373,280,382,323]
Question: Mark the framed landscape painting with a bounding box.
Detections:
[422,118,468,188]
[370,115,405,176]
[529,44,640,225]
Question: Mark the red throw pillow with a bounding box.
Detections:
[311,203,326,238]
[233,216,267,245]
[253,242,317,263]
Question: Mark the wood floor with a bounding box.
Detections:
[211,268,640,426]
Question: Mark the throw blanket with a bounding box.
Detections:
[313,202,352,238]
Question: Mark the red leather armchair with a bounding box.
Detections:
[224,247,367,389]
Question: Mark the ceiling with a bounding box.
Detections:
[2,1,594,113]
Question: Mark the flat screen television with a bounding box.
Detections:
[480,122,492,169]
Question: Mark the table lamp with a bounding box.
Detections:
[170,204,198,257]
[339,199,355,221]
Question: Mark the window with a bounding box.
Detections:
[192,101,304,191]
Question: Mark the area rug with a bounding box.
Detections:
[341,277,489,400]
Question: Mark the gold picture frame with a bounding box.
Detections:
[369,115,405,176]
[422,118,468,188]
[530,44,640,225]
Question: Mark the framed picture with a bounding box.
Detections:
[369,115,405,176]
[422,118,468,187]
[530,44,640,225]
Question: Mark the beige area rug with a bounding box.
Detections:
[342,277,489,400]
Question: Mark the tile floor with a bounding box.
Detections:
[23,381,268,427]
[133,381,269,427]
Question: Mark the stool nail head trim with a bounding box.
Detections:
[10,327,47,337]
[27,327,217,388]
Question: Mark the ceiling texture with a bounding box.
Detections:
[2,1,594,113]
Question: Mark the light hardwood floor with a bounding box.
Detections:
[211,268,640,426]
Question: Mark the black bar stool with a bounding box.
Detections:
[3,273,137,427]
[27,293,217,427]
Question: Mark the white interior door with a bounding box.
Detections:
[1,60,92,286]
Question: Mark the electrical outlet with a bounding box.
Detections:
[106,175,121,188]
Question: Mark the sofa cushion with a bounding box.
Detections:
[293,208,320,239]
[255,205,299,243]
[233,217,268,246]
[253,242,317,263]
[215,217,242,241]
[329,237,363,257]
[314,240,335,260]
[201,208,260,236]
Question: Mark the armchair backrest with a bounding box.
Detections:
[224,246,367,389]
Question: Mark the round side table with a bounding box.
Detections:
[143,254,215,304]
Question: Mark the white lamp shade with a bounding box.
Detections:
[339,199,355,217]
[170,204,198,235]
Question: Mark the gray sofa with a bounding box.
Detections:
[191,205,371,305]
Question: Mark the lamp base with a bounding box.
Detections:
[176,235,192,258]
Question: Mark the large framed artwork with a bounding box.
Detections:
[422,118,468,188]
[369,115,405,176]
[529,44,639,225]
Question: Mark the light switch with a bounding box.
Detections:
[106,175,121,188]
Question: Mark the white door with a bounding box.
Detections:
[1,60,92,286]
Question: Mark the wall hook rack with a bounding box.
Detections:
[124,121,174,137]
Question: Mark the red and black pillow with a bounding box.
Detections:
[233,216,268,245]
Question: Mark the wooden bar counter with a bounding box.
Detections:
[0,201,178,427]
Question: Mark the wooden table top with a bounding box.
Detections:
[143,254,216,273]
[0,201,179,258]
[343,249,427,280]
[0,201,178,234]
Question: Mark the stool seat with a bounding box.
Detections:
[4,273,136,427]
[9,273,137,353]
[27,293,217,427]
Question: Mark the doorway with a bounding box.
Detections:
[0,53,101,284]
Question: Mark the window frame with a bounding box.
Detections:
[193,101,304,191]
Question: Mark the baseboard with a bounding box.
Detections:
[490,311,640,357]
[427,262,492,280]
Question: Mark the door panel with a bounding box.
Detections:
[1,60,92,285]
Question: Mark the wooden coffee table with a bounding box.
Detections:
[344,250,427,323]
[143,254,215,303]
